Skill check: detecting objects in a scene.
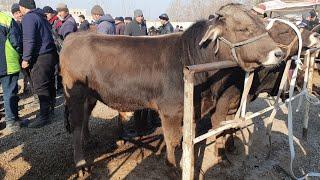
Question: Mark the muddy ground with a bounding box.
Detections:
[0,79,319,180]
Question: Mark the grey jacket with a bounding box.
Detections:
[96,14,116,35]
[124,20,147,36]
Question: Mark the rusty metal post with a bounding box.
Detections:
[182,68,195,180]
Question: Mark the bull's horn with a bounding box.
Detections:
[266,19,275,30]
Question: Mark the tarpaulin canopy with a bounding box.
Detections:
[253,0,320,14]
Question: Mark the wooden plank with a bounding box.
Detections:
[302,48,320,55]
[186,61,238,73]
[182,69,195,180]
[193,121,242,144]
[245,92,305,120]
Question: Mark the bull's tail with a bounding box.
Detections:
[64,102,71,133]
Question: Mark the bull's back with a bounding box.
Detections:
[60,33,182,111]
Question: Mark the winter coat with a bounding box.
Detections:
[21,8,56,64]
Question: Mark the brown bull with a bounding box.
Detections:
[205,18,320,159]
[60,4,283,170]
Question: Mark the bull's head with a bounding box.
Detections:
[198,4,284,72]
[305,31,320,48]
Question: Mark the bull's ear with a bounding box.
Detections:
[199,25,222,47]
[215,13,225,21]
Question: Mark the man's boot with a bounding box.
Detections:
[29,95,51,128]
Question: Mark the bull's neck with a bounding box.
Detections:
[178,35,214,67]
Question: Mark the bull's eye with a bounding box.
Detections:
[279,30,289,35]
[236,27,249,32]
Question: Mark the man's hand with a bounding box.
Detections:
[21,60,29,69]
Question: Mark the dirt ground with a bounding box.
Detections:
[0,79,319,180]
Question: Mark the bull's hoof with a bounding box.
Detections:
[76,159,87,168]
[302,128,308,140]
[116,139,126,146]
[166,166,181,180]
[78,166,92,178]
[155,149,162,156]
[225,140,236,154]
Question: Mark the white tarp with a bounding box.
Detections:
[254,0,320,13]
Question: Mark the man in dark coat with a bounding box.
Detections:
[78,15,90,31]
[124,9,147,36]
[115,17,125,35]
[158,13,174,35]
[56,3,77,40]
[19,0,58,128]
[91,5,115,35]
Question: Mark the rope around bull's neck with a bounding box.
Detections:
[276,35,299,60]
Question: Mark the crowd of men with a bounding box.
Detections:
[0,0,177,132]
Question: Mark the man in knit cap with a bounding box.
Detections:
[19,0,58,128]
[123,10,150,138]
[56,3,77,40]
[124,9,147,36]
[91,5,115,35]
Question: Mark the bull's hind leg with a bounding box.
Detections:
[82,96,97,142]
[159,112,182,167]
[68,95,87,168]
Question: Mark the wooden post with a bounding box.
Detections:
[303,51,318,139]
[182,69,195,180]
[241,73,250,118]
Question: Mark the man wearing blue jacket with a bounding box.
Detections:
[19,0,58,128]
[0,11,23,131]
[91,5,116,35]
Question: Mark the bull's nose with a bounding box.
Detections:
[274,50,284,59]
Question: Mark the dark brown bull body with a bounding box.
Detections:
[61,4,283,170]
[206,21,320,155]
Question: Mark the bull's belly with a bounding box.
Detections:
[98,94,153,112]
[106,102,147,112]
